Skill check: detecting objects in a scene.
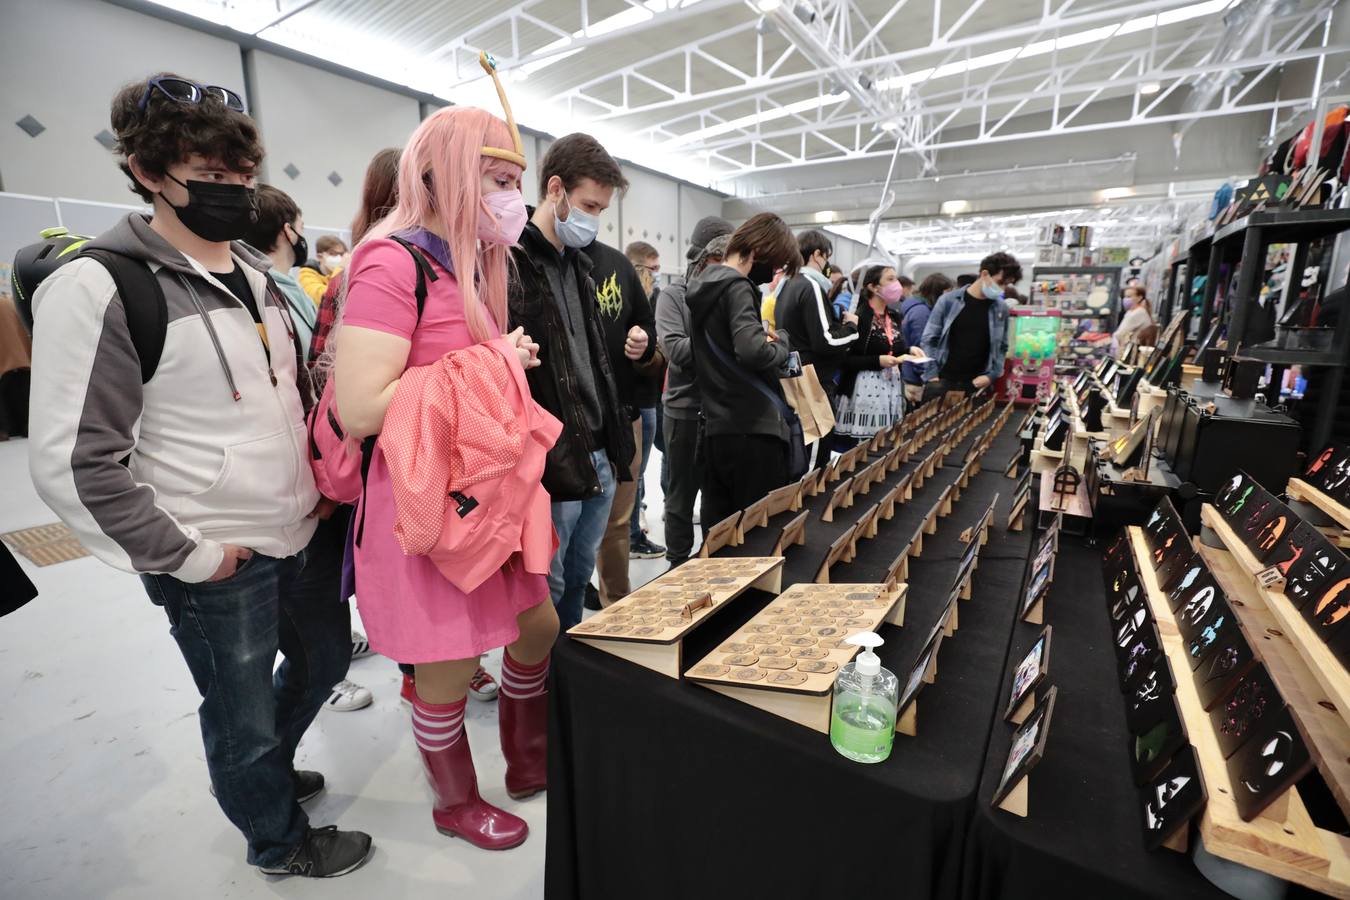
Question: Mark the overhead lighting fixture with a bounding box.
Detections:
[1101,187,1135,201]
[756,0,781,10]
[815,210,837,223]
[1140,81,1161,95]
[941,200,971,215]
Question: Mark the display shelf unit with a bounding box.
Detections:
[1028,266,1122,369]
[1286,477,1350,546]
[1128,527,1350,898]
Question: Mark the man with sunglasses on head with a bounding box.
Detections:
[27,73,372,878]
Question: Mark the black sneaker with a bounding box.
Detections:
[259,825,373,878]
[293,769,325,804]
[584,583,602,610]
[630,536,667,559]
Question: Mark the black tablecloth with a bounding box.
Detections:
[547,415,1034,900]
[961,536,1233,900]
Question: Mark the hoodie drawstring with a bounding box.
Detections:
[179,274,244,402]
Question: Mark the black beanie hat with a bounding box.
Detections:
[686,215,733,260]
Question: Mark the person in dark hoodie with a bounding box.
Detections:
[771,229,858,408]
[686,212,802,530]
[27,73,370,877]
[507,133,635,631]
[655,217,733,565]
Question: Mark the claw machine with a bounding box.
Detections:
[1028,266,1122,370]
[999,308,1062,404]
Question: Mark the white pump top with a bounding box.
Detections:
[846,632,885,677]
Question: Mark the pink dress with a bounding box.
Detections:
[343,237,549,663]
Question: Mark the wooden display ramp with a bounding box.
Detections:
[1286,477,1350,548]
[1128,527,1350,897]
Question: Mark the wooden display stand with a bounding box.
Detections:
[814,523,861,584]
[687,583,906,733]
[1286,477,1350,547]
[1128,527,1350,896]
[570,556,785,679]
[821,476,856,523]
[996,774,1031,817]
[1007,691,1035,725]
[770,510,809,557]
[698,511,742,558]
[1021,595,1044,625]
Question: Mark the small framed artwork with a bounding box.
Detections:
[1195,631,1258,710]
[1005,626,1052,721]
[1283,534,1348,610]
[1021,560,1053,620]
[1118,623,1163,690]
[898,627,944,717]
[1209,666,1282,759]
[1226,706,1313,822]
[1139,744,1207,851]
[1123,655,1174,732]
[991,686,1059,808]
[1131,699,1187,785]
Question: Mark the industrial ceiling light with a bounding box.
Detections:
[1140,81,1161,95]
[1101,187,1135,201]
[756,0,781,10]
[815,210,838,223]
[941,200,971,215]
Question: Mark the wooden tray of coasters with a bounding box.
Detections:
[569,556,785,678]
[686,582,904,732]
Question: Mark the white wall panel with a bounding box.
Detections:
[249,51,420,230]
[0,0,243,205]
[618,166,679,262]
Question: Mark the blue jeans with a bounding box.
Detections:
[140,515,351,867]
[629,407,658,541]
[550,449,617,631]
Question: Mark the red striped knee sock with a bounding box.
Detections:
[411,694,465,752]
[501,651,549,700]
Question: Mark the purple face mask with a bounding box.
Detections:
[1123,296,1136,310]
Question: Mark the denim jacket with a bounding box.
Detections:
[919,286,1010,382]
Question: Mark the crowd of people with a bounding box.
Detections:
[23,69,1021,879]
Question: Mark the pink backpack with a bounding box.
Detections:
[305,235,436,505]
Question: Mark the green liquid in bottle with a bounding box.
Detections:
[830,695,896,764]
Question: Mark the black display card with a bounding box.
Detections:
[1155,539,1194,588]
[1104,530,1130,565]
[1215,471,1260,523]
[1226,706,1313,822]
[1328,623,1350,670]
[1109,580,1146,629]
[1131,699,1187,785]
[1209,667,1282,759]
[1149,527,1187,573]
[1304,444,1340,489]
[1118,617,1163,687]
[1159,551,1201,596]
[1165,559,1209,610]
[1183,601,1234,671]
[1250,506,1295,566]
[1300,575,1350,639]
[1315,451,1350,506]
[1124,653,1174,731]
[1195,630,1258,710]
[1143,500,1182,550]
[1263,521,1322,580]
[1114,602,1154,662]
[1283,532,1348,611]
[1174,579,1223,640]
[1236,498,1284,555]
[1139,744,1207,851]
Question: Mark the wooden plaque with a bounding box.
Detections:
[822,475,856,523]
[770,510,809,557]
[698,510,742,558]
[815,522,861,583]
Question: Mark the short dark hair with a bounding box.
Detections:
[727,213,800,278]
[897,275,915,289]
[956,273,978,287]
[244,185,300,253]
[979,251,1023,283]
[625,241,658,264]
[539,133,628,198]
[797,229,833,265]
[918,273,955,302]
[111,72,264,203]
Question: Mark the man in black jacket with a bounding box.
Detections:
[772,229,858,408]
[507,134,636,632]
[686,213,802,530]
[585,238,662,606]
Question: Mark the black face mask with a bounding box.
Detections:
[164,174,258,243]
[749,261,775,284]
[289,228,308,270]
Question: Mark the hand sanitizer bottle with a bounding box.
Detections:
[830,632,898,763]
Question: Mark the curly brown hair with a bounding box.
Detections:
[110,73,264,203]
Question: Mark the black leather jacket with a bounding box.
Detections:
[508,221,634,501]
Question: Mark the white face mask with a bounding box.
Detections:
[321,253,344,273]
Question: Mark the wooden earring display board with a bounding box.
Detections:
[686,582,905,733]
[1127,527,1350,897]
[569,556,785,679]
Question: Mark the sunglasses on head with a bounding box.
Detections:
[139,76,246,114]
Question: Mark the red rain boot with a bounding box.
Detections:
[499,691,548,800]
[418,732,528,850]
[399,672,416,706]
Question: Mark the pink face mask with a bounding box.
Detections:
[478,189,528,245]
[879,281,905,304]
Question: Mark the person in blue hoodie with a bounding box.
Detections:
[920,252,1021,400]
[899,273,953,404]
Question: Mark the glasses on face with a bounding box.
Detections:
[139,77,246,114]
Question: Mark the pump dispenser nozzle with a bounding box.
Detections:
[846,631,884,677]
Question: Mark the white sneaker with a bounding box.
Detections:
[469,666,499,702]
[350,631,373,660]
[323,679,373,712]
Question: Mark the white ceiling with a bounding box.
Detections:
[141,0,1349,253]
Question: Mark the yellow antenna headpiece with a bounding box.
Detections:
[479,51,527,170]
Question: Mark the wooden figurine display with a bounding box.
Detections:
[686,582,903,732]
[568,556,785,678]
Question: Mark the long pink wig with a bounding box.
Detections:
[338,106,521,344]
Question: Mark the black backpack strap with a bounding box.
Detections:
[354,436,377,548]
[700,328,797,423]
[80,249,166,384]
[388,235,437,319]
